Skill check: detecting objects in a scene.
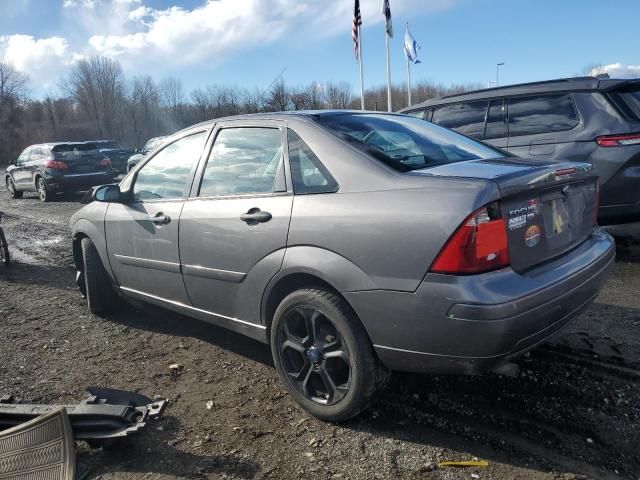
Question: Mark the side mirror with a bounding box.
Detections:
[8,159,16,166]
[93,184,122,203]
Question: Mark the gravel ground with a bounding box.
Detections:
[0,183,639,480]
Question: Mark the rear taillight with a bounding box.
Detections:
[100,157,112,168]
[595,132,640,147]
[430,203,509,275]
[43,159,68,170]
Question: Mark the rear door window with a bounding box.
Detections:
[484,98,508,139]
[288,130,337,194]
[508,94,578,137]
[431,101,488,139]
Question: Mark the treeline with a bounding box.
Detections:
[0,56,482,166]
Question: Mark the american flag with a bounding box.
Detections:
[382,0,393,38]
[352,0,362,62]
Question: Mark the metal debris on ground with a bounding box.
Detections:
[0,387,168,446]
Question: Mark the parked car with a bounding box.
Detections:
[70,111,614,421]
[126,136,165,172]
[6,142,114,202]
[86,140,136,175]
[400,77,640,225]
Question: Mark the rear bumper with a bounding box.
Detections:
[345,229,615,374]
[45,171,114,191]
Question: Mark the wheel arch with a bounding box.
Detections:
[261,246,378,339]
[71,219,116,285]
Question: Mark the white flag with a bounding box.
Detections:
[404,24,421,64]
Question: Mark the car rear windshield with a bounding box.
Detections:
[610,84,640,121]
[314,113,505,172]
[52,144,99,157]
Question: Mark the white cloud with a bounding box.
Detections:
[63,0,97,8]
[590,63,640,79]
[2,0,457,93]
[87,0,456,68]
[0,35,74,88]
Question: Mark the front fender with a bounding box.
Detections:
[70,203,115,284]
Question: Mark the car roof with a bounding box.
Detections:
[32,142,98,148]
[186,110,408,130]
[400,76,640,111]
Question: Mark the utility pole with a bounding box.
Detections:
[496,62,504,87]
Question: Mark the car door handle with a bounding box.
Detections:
[240,208,272,224]
[151,212,171,225]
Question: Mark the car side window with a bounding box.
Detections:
[288,129,338,194]
[29,147,44,162]
[508,93,578,137]
[431,101,488,139]
[484,98,507,139]
[132,131,206,202]
[199,127,282,197]
[17,148,30,165]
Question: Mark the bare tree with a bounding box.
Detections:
[265,78,290,112]
[0,62,29,122]
[66,56,126,138]
[581,63,605,77]
[127,75,162,147]
[159,76,186,128]
[323,82,353,109]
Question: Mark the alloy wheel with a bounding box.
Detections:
[278,306,351,406]
[37,179,47,202]
[7,179,15,197]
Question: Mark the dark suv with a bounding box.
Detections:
[5,143,114,202]
[401,77,640,225]
[86,140,136,175]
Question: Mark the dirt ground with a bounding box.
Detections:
[0,183,638,480]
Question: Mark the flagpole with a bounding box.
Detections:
[358,25,365,110]
[407,57,412,107]
[385,32,392,112]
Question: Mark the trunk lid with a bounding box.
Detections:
[409,157,599,272]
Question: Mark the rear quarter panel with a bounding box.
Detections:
[287,180,500,292]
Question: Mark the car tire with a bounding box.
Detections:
[6,177,23,199]
[270,288,388,422]
[81,237,117,315]
[0,229,9,266]
[36,177,52,202]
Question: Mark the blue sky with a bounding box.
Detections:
[0,0,638,97]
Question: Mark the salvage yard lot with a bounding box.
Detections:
[0,184,639,480]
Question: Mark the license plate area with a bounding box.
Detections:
[502,179,594,272]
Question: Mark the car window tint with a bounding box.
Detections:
[133,131,206,202]
[484,98,507,139]
[288,129,337,194]
[431,101,488,139]
[610,84,640,121]
[508,94,578,136]
[316,113,504,173]
[199,128,282,197]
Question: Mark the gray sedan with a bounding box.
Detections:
[70,111,615,421]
